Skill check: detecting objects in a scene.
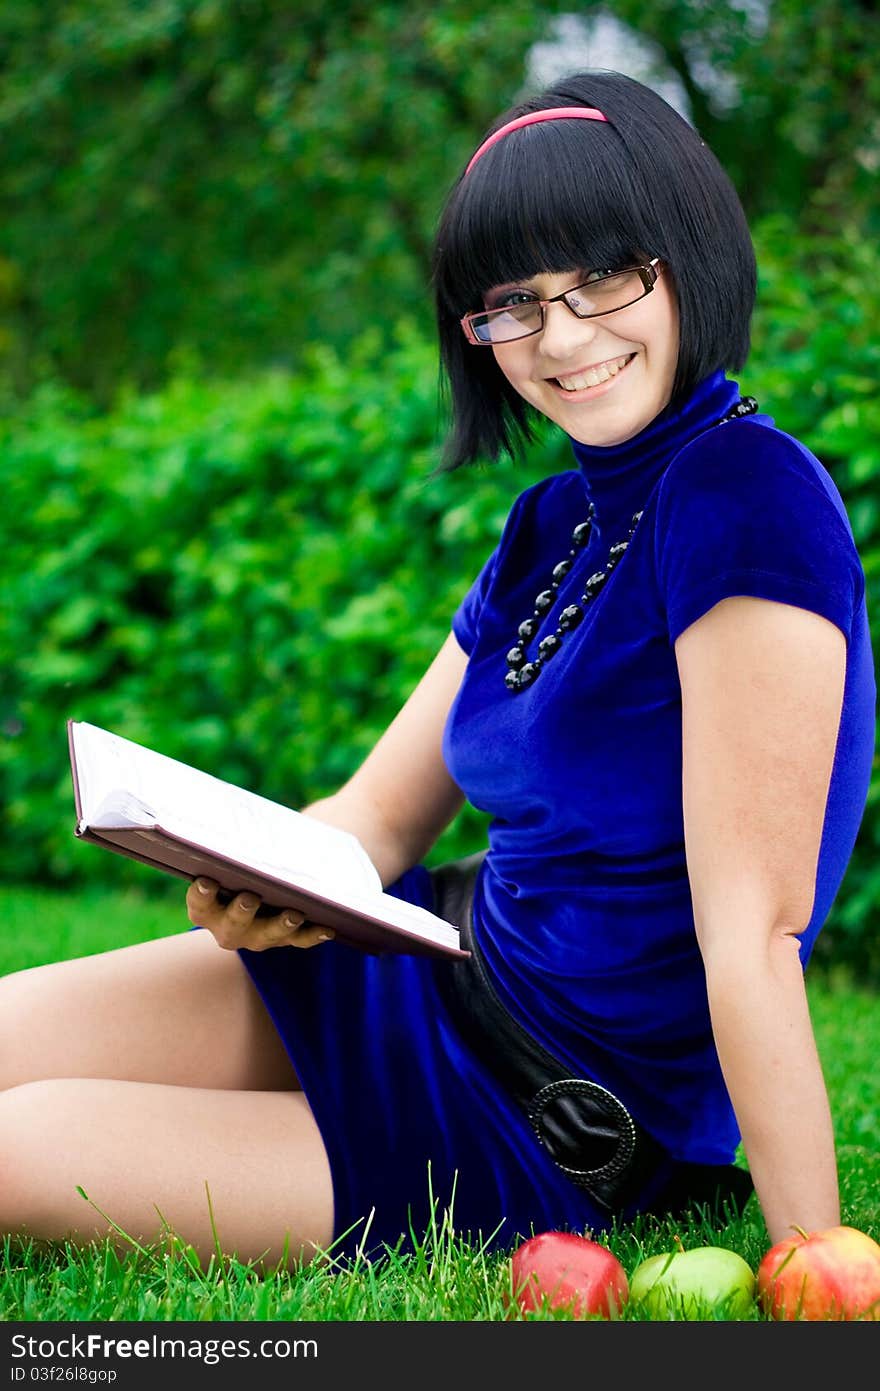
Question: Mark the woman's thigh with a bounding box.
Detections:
[0,1077,334,1269]
[0,928,300,1093]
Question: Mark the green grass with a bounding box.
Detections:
[0,881,187,976]
[1,885,878,1321]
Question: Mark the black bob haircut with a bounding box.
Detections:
[432,71,757,471]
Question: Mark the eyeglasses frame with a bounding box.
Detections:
[459,258,662,346]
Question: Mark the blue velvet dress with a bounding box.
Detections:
[238,371,876,1260]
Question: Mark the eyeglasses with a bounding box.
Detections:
[460,258,662,345]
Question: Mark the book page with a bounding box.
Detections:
[372,890,460,945]
[309,882,460,948]
[72,722,382,899]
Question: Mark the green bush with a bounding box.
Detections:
[748,216,880,980]
[1,215,877,979]
[0,323,553,892]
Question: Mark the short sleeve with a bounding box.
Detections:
[655,422,864,646]
[452,544,500,656]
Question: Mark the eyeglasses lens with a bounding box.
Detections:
[473,301,542,343]
[471,269,648,344]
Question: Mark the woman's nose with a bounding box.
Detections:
[538,299,599,362]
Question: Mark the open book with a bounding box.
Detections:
[67,720,468,959]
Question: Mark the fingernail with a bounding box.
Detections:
[319,932,334,942]
[196,880,211,894]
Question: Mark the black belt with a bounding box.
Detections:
[430,853,753,1221]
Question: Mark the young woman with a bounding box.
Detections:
[1,72,875,1272]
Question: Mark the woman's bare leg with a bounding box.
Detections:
[0,928,299,1092]
[0,931,338,1268]
[0,1077,335,1270]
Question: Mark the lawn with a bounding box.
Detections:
[1,884,878,1321]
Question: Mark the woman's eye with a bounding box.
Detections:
[487,289,538,310]
[583,268,614,284]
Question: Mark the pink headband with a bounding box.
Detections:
[464,106,609,177]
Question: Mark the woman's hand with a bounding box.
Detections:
[185,878,336,952]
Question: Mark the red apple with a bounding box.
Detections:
[507,1231,629,1319]
[757,1224,880,1320]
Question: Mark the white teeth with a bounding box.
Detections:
[556,354,633,391]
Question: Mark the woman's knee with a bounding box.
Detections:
[0,933,301,1093]
[0,966,49,1091]
[0,1080,77,1235]
[0,960,107,1092]
[0,1078,335,1265]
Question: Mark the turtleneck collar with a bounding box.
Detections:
[568,370,740,526]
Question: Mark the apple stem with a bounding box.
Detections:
[790,1225,810,1240]
[673,1235,686,1254]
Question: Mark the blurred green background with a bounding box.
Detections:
[1,1,878,980]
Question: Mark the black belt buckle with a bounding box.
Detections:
[528,1079,635,1193]
[430,855,755,1222]
[430,854,661,1213]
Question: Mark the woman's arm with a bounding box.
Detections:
[187,631,469,947]
[675,594,847,1245]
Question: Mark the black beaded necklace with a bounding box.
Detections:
[504,396,760,692]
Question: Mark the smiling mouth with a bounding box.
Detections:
[553,353,636,391]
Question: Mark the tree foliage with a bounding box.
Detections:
[1,0,878,398]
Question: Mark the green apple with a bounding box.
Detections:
[630,1245,756,1319]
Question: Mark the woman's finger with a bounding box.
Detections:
[185,876,221,924]
[185,880,334,950]
[251,910,336,952]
